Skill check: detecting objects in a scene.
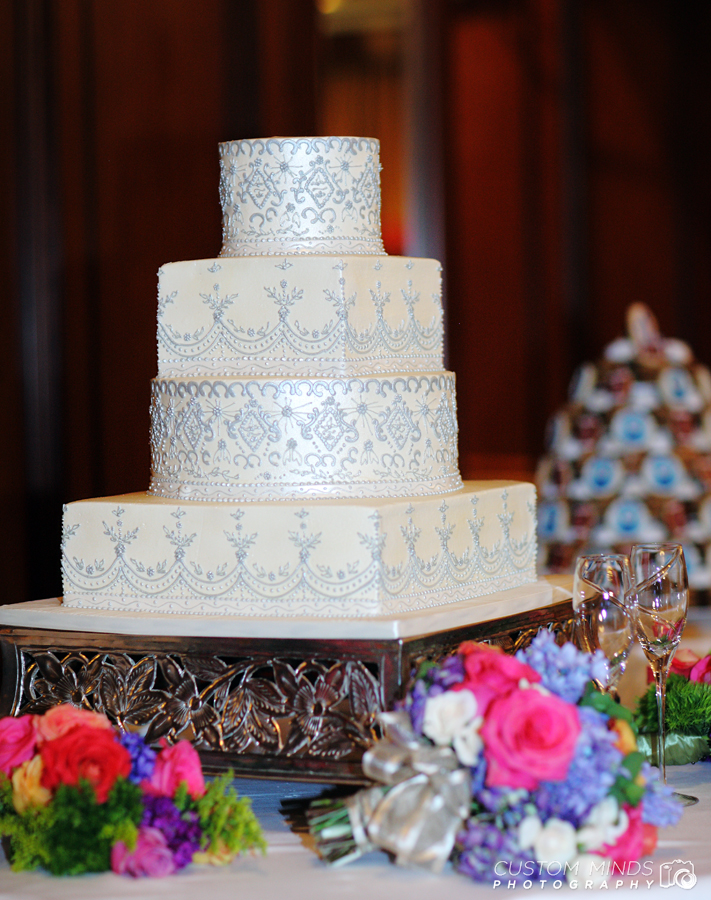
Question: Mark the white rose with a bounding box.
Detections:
[518,814,543,850]
[577,797,628,851]
[533,817,577,865]
[452,715,484,765]
[422,689,478,746]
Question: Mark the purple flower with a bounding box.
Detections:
[533,706,622,826]
[455,817,536,883]
[639,764,684,827]
[429,654,465,689]
[141,795,202,869]
[517,631,608,704]
[120,732,157,783]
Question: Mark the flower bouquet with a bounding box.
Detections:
[0,705,265,876]
[635,648,711,766]
[308,633,683,886]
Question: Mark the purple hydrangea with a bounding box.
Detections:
[639,763,684,827]
[533,706,622,827]
[455,817,536,883]
[141,795,202,869]
[120,731,157,783]
[516,631,608,704]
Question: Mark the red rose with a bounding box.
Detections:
[40,724,131,802]
[481,687,580,791]
[689,655,711,685]
[455,642,541,714]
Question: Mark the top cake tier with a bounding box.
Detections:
[218,137,385,256]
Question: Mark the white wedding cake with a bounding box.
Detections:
[61,137,538,618]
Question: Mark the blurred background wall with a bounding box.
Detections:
[2,0,710,604]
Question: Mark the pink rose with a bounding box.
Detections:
[481,687,581,790]
[0,715,37,775]
[455,642,541,713]
[34,704,113,743]
[689,655,711,685]
[600,804,644,865]
[143,741,205,799]
[112,827,176,877]
[669,649,701,679]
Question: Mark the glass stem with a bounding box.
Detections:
[652,663,667,784]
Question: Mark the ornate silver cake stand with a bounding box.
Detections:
[0,580,573,783]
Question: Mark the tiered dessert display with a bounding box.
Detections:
[538,303,711,594]
[0,138,571,780]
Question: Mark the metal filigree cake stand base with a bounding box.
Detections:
[0,582,573,784]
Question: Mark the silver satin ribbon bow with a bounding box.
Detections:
[346,710,472,873]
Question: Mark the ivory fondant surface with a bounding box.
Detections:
[157,255,443,377]
[61,481,537,617]
[148,372,461,501]
[60,137,540,619]
[218,137,384,256]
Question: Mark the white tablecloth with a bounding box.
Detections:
[2,764,710,899]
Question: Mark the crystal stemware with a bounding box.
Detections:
[572,554,635,698]
[630,542,696,805]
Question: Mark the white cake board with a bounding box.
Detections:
[0,578,569,641]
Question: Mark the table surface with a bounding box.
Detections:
[1,763,710,900]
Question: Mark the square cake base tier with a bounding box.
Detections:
[0,579,573,783]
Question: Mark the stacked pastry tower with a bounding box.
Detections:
[538,303,711,591]
[61,137,538,619]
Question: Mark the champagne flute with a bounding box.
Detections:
[572,554,635,698]
[630,543,696,805]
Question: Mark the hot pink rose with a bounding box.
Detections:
[111,827,176,877]
[0,715,37,775]
[481,687,580,790]
[600,804,644,865]
[689,655,711,685]
[33,704,113,743]
[669,649,701,679]
[143,740,205,799]
[455,642,541,713]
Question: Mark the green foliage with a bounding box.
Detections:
[0,778,143,876]
[580,682,637,728]
[634,675,711,736]
[609,750,646,808]
[44,779,143,876]
[190,771,266,857]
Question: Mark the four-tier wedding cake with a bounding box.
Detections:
[61,137,538,619]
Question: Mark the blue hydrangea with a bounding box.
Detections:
[533,706,622,827]
[516,631,608,703]
[455,817,536,883]
[639,763,684,827]
[119,731,157,783]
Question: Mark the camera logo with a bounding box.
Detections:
[659,860,697,889]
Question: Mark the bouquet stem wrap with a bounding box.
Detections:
[348,711,472,873]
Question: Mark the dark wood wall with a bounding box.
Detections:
[446,0,711,480]
[2,0,710,604]
[2,0,316,602]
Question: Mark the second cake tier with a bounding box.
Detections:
[149,371,462,501]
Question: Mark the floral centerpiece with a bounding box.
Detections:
[0,705,265,876]
[635,648,711,766]
[309,633,683,885]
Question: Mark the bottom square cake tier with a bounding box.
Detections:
[61,480,537,618]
